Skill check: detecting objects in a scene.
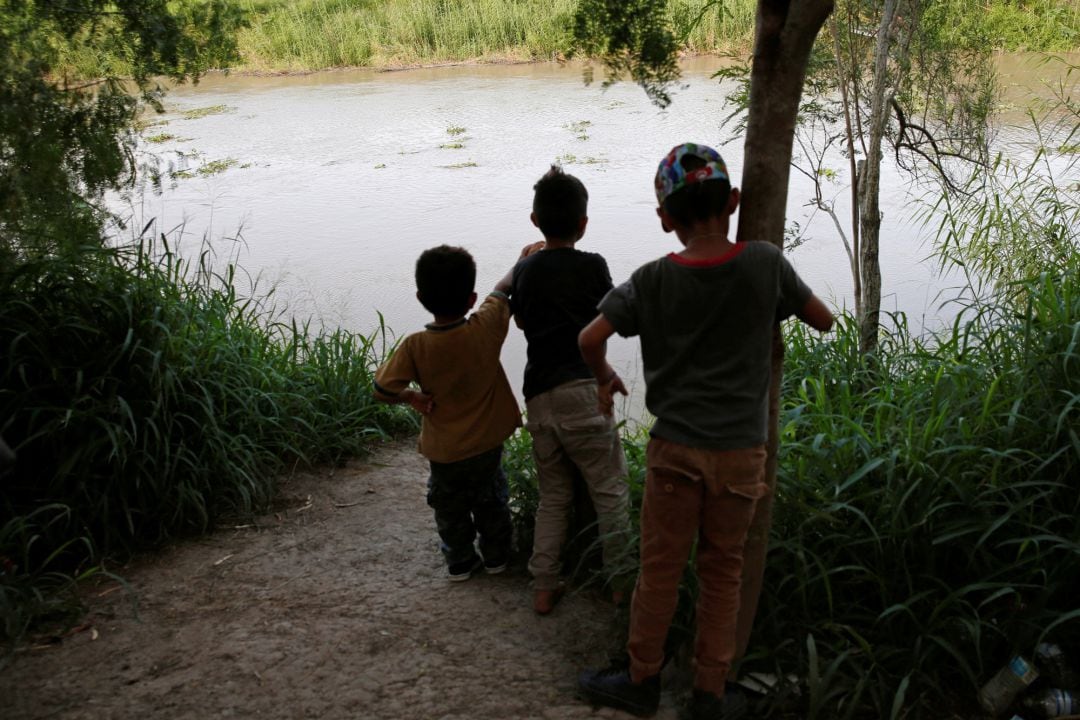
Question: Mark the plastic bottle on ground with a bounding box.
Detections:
[1035,643,1080,690]
[1018,688,1079,719]
[978,656,1040,716]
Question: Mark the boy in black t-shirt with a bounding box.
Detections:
[510,166,631,615]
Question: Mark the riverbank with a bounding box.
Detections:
[1,440,644,720]
[229,0,1077,73]
[230,0,755,74]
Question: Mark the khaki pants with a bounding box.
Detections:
[627,437,768,694]
[525,379,630,591]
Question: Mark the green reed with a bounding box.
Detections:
[501,255,1079,717]
[754,263,1080,718]
[0,240,413,646]
[233,0,757,72]
[925,0,1080,52]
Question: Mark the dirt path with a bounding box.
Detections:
[2,440,682,719]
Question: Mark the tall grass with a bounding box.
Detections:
[233,0,757,71]
[502,259,1079,718]
[925,0,1080,52]
[750,264,1080,718]
[0,239,412,646]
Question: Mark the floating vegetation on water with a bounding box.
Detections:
[1059,144,1080,154]
[603,100,627,110]
[171,157,240,180]
[564,120,591,141]
[135,117,170,131]
[446,125,466,136]
[181,105,233,120]
[439,142,466,149]
[198,158,239,176]
[375,163,387,169]
[440,161,478,169]
[557,153,607,166]
[145,133,177,144]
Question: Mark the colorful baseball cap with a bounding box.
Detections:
[654,143,729,206]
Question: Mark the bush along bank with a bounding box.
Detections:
[0,241,414,647]
[503,254,1079,719]
[735,261,1078,718]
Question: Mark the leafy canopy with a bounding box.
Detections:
[0,1,243,258]
[572,0,680,106]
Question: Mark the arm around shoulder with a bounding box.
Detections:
[798,294,834,332]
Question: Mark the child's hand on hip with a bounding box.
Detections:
[598,372,627,417]
[405,389,435,415]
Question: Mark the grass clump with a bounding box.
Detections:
[0,241,413,648]
[924,0,1080,52]
[232,0,758,72]
[504,255,1080,718]
[749,263,1080,718]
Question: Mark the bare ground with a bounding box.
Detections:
[1,439,684,720]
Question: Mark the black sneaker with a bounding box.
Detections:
[578,664,660,717]
[482,558,508,575]
[486,557,509,578]
[690,686,748,720]
[447,557,482,582]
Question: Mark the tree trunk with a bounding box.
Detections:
[733,0,834,663]
[831,11,862,322]
[857,0,899,357]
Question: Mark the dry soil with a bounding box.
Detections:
[1,439,684,720]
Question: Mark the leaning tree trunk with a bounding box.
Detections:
[733,0,834,662]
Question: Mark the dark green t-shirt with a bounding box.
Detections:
[599,242,811,449]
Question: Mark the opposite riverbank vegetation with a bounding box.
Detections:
[50,0,1080,77]
[227,0,1080,72]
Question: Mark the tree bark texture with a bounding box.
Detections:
[857,0,900,357]
[733,0,834,663]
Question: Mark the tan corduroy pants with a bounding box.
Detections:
[627,437,768,694]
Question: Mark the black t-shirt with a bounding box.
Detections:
[510,247,613,400]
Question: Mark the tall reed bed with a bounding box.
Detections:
[753,264,1080,718]
[502,257,1079,717]
[0,241,412,645]
[234,0,757,71]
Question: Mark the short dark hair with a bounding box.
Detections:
[662,153,731,227]
[415,245,476,317]
[532,165,588,240]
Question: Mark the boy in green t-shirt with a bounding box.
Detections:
[576,144,833,718]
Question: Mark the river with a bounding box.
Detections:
[114,54,1075,411]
